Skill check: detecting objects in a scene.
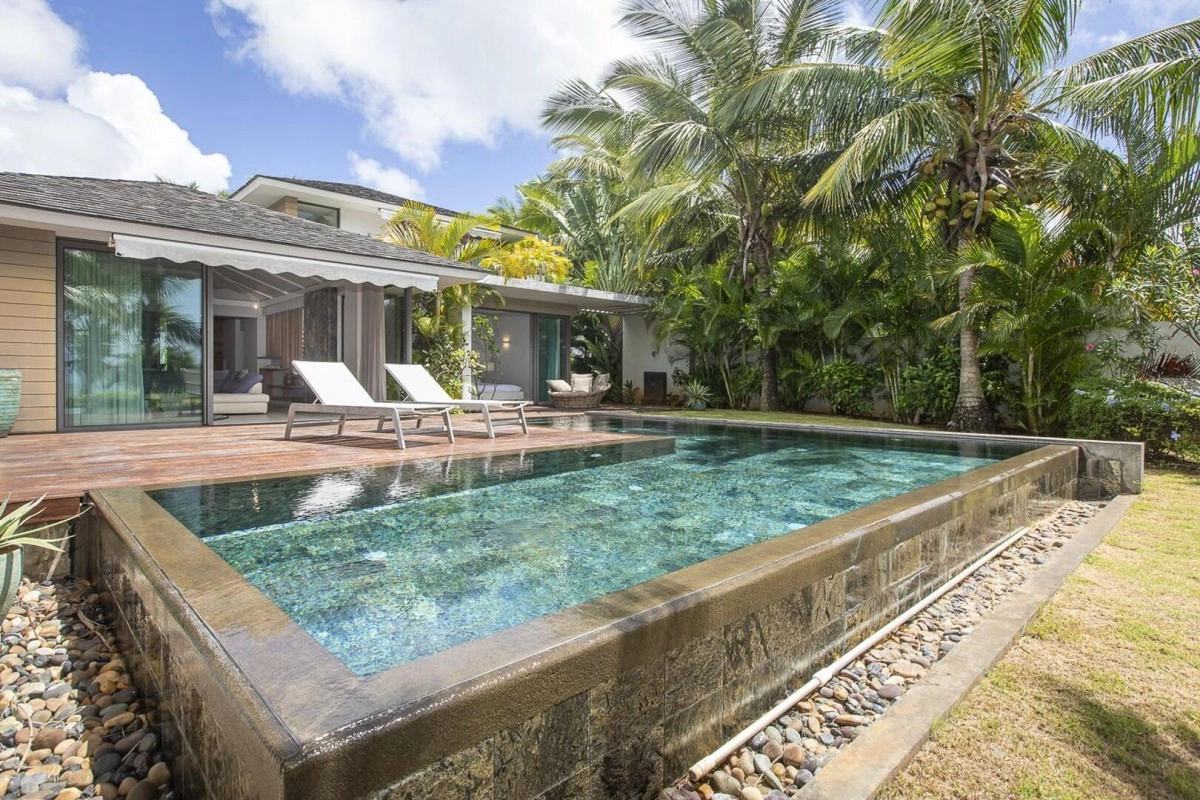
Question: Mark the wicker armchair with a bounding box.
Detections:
[548,373,610,409]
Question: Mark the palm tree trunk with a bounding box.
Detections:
[760,344,781,411]
[747,216,782,411]
[949,265,993,431]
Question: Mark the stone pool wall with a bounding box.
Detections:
[78,444,1079,800]
[76,496,295,800]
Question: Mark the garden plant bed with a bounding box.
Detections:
[665,500,1101,800]
[0,577,172,800]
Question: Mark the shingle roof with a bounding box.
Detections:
[0,173,487,273]
[238,175,462,218]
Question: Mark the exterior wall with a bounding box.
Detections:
[78,498,291,800]
[337,206,391,237]
[0,224,57,433]
[622,314,686,400]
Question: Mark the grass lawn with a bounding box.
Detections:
[630,407,927,431]
[879,468,1200,799]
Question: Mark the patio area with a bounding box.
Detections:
[0,409,635,520]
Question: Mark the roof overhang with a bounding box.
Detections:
[480,276,651,314]
[113,234,439,292]
[0,202,483,290]
[234,176,531,242]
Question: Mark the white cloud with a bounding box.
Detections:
[1074,0,1196,59]
[1117,0,1199,26]
[1073,28,1132,52]
[0,1,232,192]
[210,0,638,171]
[347,152,425,200]
[841,2,875,30]
[0,0,83,93]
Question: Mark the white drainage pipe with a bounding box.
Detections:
[687,523,1032,783]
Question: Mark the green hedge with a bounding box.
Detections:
[1066,379,1200,460]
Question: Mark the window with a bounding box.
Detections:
[296,201,339,227]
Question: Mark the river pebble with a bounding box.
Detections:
[0,577,173,799]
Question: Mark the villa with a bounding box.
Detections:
[0,177,1151,800]
[0,172,676,435]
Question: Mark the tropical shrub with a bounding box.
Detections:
[893,347,959,425]
[414,328,484,401]
[682,379,715,409]
[811,358,877,417]
[483,237,571,283]
[1066,379,1200,460]
[0,495,72,553]
[727,364,762,410]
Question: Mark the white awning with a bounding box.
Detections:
[112,234,439,292]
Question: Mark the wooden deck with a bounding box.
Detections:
[0,411,635,520]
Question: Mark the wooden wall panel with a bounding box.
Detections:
[0,226,56,434]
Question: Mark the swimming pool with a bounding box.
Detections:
[149,417,1027,675]
[86,415,1092,799]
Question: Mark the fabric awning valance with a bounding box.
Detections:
[111,234,440,292]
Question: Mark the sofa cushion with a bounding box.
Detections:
[225,371,263,393]
[215,369,240,392]
[593,373,611,394]
[547,379,572,393]
[570,373,593,392]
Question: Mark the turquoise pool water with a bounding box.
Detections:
[149,418,1027,675]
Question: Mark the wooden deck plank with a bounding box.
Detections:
[0,412,640,520]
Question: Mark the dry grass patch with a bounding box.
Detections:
[880,469,1200,800]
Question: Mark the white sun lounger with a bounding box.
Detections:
[385,363,530,439]
[285,361,455,449]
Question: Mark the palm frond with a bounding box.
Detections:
[1053,19,1200,137]
[805,99,958,209]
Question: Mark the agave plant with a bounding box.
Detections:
[0,495,73,553]
[683,379,716,410]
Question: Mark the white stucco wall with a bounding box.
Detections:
[621,314,687,398]
[477,311,533,395]
[337,207,391,237]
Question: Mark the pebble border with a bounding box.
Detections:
[662,501,1101,800]
[0,577,173,800]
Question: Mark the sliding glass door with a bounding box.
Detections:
[61,248,204,428]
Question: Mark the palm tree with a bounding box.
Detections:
[379,202,504,396]
[946,208,1113,434]
[1052,130,1200,277]
[379,200,503,319]
[742,1,1200,429]
[543,0,851,410]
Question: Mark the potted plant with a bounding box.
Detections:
[0,368,19,437]
[683,379,715,410]
[0,496,72,615]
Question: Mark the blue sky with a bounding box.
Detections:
[0,0,1194,214]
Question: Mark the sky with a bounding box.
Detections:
[0,0,1194,214]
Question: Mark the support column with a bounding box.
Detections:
[461,303,473,400]
[402,288,413,364]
